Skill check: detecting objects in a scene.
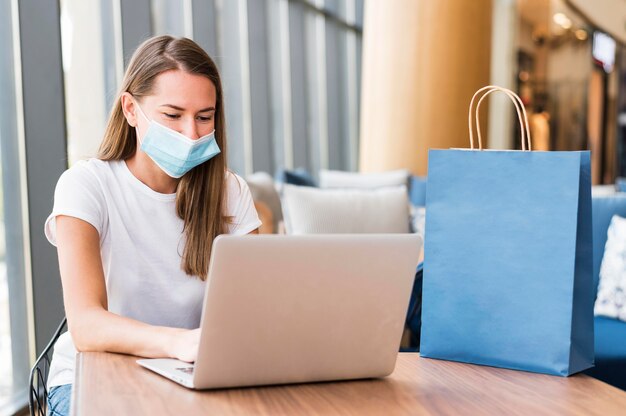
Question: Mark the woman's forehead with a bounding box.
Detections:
[150,69,216,106]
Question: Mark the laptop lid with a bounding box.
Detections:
[193,234,422,389]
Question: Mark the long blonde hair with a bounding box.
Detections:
[99,35,229,280]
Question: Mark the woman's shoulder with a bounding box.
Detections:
[225,170,245,185]
[62,158,118,177]
[57,158,119,190]
[224,170,251,195]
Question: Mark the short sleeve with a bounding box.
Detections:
[44,161,107,246]
[225,172,262,235]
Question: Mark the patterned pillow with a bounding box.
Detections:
[595,215,626,321]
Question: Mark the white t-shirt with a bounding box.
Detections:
[44,158,261,388]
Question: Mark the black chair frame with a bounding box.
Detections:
[28,317,67,416]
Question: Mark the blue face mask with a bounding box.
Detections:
[135,101,221,178]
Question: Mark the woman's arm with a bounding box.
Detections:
[55,215,199,362]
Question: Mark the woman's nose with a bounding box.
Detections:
[180,118,200,140]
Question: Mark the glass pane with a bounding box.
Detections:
[60,0,111,165]
[0,0,30,410]
[247,0,274,174]
[288,0,311,171]
[152,0,187,37]
[325,17,346,170]
[0,203,11,408]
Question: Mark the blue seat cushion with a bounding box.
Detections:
[281,168,317,187]
[585,317,626,390]
[409,176,427,207]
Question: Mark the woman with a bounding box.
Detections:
[44,35,261,415]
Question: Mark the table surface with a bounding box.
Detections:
[73,352,626,415]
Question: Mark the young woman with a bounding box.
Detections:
[44,35,261,415]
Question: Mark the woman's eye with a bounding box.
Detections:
[164,113,180,119]
[197,115,213,122]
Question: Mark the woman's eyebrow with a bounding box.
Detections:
[160,104,215,112]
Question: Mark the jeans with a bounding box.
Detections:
[47,384,72,416]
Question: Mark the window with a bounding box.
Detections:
[61,0,364,177]
[61,0,116,165]
[0,0,33,411]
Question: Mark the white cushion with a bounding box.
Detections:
[592,185,617,197]
[281,185,410,234]
[319,169,409,189]
[595,215,626,321]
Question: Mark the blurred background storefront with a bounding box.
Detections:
[515,0,625,184]
[360,0,625,185]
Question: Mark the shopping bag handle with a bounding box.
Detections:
[468,85,532,151]
[475,86,530,150]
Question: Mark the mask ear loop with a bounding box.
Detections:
[132,97,150,145]
[134,101,150,123]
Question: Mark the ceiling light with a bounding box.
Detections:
[553,12,572,29]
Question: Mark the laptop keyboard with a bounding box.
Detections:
[176,367,194,375]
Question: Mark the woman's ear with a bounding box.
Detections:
[120,92,137,127]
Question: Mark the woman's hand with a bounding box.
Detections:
[169,328,201,363]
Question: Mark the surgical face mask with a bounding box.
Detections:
[134,101,221,178]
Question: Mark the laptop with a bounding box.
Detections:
[137,234,422,389]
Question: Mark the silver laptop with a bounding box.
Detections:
[137,234,422,389]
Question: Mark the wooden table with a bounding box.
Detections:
[73,352,626,415]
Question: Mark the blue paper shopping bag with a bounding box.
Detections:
[420,86,594,376]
